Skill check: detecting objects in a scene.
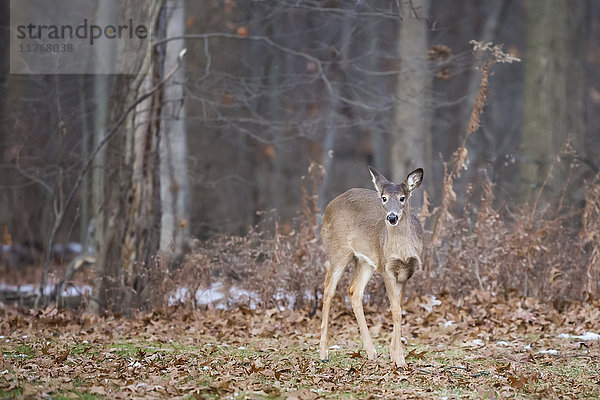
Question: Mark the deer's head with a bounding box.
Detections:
[368,166,423,226]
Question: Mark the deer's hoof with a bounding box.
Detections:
[320,350,329,362]
[395,360,408,370]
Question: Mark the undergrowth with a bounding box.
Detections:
[144,42,599,313]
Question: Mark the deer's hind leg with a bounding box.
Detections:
[348,258,376,359]
[319,252,353,362]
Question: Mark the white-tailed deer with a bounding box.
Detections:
[319,166,424,368]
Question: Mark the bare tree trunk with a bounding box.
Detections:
[520,0,586,204]
[79,77,91,250]
[266,8,285,218]
[90,0,164,313]
[317,10,354,214]
[391,0,431,205]
[88,1,116,314]
[366,10,388,174]
[159,0,190,263]
[90,72,132,313]
[250,2,272,224]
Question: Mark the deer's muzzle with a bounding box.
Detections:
[387,213,399,226]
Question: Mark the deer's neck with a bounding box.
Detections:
[382,209,418,263]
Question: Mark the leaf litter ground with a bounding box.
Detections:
[2,291,600,399]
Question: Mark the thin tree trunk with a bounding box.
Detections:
[88,0,116,314]
[392,0,431,205]
[317,9,354,214]
[79,77,91,250]
[159,0,190,263]
[366,11,388,174]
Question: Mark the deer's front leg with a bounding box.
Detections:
[383,269,407,369]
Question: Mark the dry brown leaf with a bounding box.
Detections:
[55,349,71,363]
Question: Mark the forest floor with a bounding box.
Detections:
[1,292,600,399]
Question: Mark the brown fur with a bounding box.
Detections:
[319,167,424,369]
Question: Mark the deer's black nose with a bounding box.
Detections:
[387,213,399,225]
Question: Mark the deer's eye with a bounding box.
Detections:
[399,196,406,202]
[381,196,387,203]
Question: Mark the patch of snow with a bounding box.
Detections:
[168,287,190,305]
[558,332,600,341]
[274,290,296,311]
[168,282,262,309]
[523,344,531,350]
[0,283,33,293]
[577,332,600,341]
[419,295,442,312]
[538,349,558,355]
[328,345,341,350]
[463,339,484,347]
[226,286,260,309]
[0,283,91,298]
[67,242,83,253]
[444,320,454,328]
[62,285,92,297]
[496,341,509,347]
[196,282,223,304]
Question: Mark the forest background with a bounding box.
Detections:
[0,0,599,312]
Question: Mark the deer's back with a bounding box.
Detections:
[321,189,385,261]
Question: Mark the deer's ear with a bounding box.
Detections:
[406,168,423,192]
[368,166,389,195]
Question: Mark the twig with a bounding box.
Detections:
[417,368,438,375]
[308,287,319,318]
[470,371,490,378]
[529,163,554,225]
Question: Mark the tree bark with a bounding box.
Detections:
[88,0,116,314]
[159,0,190,263]
[391,0,431,204]
[520,0,586,204]
[89,0,164,313]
